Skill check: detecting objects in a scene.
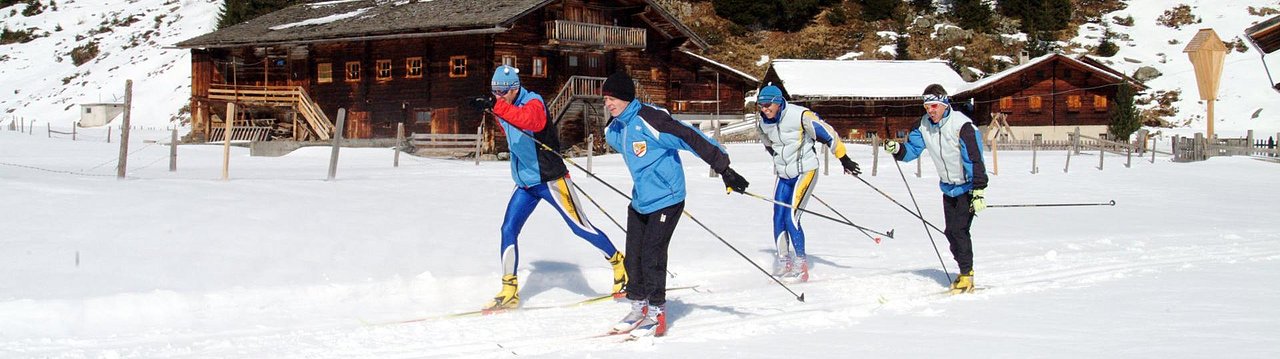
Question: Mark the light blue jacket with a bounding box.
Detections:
[606,100,730,214]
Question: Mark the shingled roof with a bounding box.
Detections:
[175,0,704,49]
[176,0,554,48]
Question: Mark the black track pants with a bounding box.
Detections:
[623,201,684,306]
[942,193,975,274]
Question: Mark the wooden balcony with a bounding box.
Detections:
[545,20,646,49]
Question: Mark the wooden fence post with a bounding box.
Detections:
[1064,132,1073,173]
[118,80,133,179]
[72,125,77,141]
[327,108,347,181]
[222,102,235,181]
[871,134,880,177]
[1031,138,1039,174]
[1125,144,1132,168]
[1194,132,1204,161]
[916,152,922,178]
[588,134,595,173]
[1073,127,1081,155]
[394,122,403,168]
[990,133,1000,176]
[1098,145,1104,170]
[1151,136,1157,163]
[170,126,178,172]
[1246,130,1254,156]
[473,121,483,166]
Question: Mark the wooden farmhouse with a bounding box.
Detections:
[758,55,1145,143]
[953,53,1147,142]
[174,0,757,152]
[758,59,966,140]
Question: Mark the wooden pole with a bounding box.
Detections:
[990,130,1000,176]
[1207,100,1215,141]
[1152,136,1158,163]
[328,108,347,181]
[72,125,77,141]
[473,121,483,166]
[871,134,880,177]
[395,122,404,168]
[1031,138,1039,174]
[170,126,178,172]
[222,102,235,181]
[1098,144,1104,170]
[1063,132,1072,173]
[587,133,594,173]
[916,151,921,178]
[117,80,133,179]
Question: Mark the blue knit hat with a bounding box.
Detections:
[491,65,520,92]
[757,84,785,105]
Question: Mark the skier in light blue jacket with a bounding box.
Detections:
[600,71,748,338]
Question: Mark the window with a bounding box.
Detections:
[501,55,516,68]
[85,108,92,114]
[588,55,599,68]
[449,56,467,78]
[1033,133,1043,143]
[317,62,333,84]
[1093,95,1107,111]
[568,55,578,67]
[532,57,547,78]
[415,109,432,128]
[375,59,392,81]
[650,67,660,81]
[1067,95,1082,112]
[1028,96,1042,112]
[999,96,1013,111]
[405,57,423,79]
[345,61,361,82]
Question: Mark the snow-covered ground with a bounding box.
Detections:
[2,129,1278,357]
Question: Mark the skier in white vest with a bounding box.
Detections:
[883,84,989,294]
[754,84,861,282]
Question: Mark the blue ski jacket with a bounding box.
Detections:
[492,88,567,188]
[605,100,730,214]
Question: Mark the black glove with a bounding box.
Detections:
[468,96,495,112]
[839,155,861,176]
[720,167,749,194]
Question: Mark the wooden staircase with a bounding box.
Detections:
[547,76,652,151]
[207,84,335,140]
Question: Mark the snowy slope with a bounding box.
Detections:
[1,129,1278,357]
[0,0,222,128]
[1073,0,1280,137]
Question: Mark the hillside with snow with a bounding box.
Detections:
[0,0,222,129]
[0,0,1277,135]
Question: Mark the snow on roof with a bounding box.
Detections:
[767,59,965,99]
[678,50,759,83]
[956,53,1124,95]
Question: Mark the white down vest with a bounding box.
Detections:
[757,103,822,179]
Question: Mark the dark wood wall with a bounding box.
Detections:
[964,57,1120,129]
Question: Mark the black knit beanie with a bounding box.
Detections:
[602,72,635,102]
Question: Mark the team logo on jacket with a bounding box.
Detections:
[632,141,648,157]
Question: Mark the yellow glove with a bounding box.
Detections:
[883,140,900,155]
[970,189,986,213]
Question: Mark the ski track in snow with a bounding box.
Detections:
[2,132,1278,357]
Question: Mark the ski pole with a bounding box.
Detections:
[851,174,945,235]
[891,158,953,284]
[485,110,801,301]
[810,194,882,244]
[987,200,1116,208]
[570,180,677,278]
[738,190,894,239]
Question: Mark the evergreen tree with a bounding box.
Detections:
[1108,82,1140,141]
[895,32,911,60]
[713,0,840,32]
[910,0,934,13]
[1096,25,1119,57]
[951,0,992,32]
[860,0,897,22]
[217,0,303,30]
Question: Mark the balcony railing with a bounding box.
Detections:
[546,20,646,48]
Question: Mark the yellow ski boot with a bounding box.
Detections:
[485,274,520,311]
[609,252,628,298]
[949,270,974,295]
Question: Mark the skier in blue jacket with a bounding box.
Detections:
[469,65,626,310]
[883,84,989,294]
[600,71,749,338]
[754,84,862,282]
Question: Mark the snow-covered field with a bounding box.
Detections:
[2,129,1277,357]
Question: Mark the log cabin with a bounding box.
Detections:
[174,0,757,153]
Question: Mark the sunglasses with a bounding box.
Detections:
[492,88,514,96]
[757,102,779,110]
[923,103,943,110]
